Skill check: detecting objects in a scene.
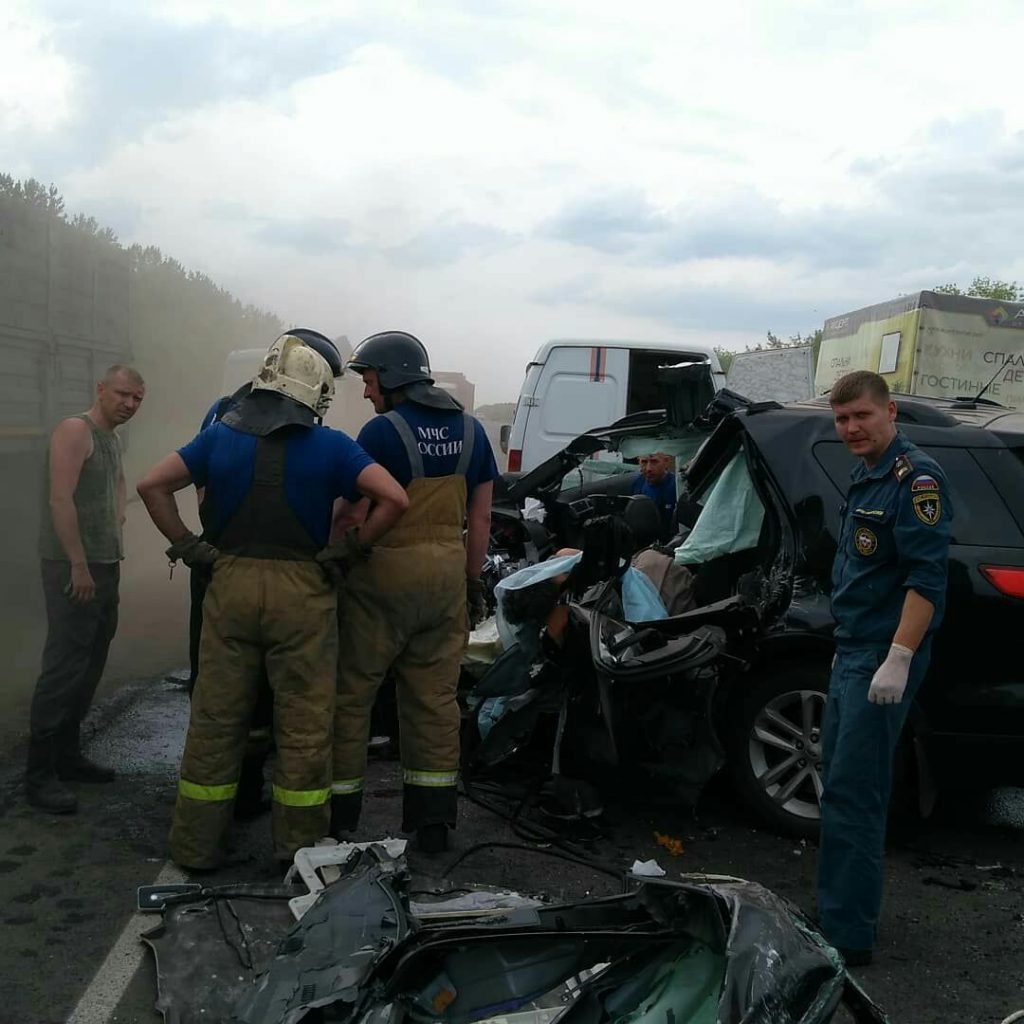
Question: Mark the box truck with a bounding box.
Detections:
[816,291,1024,408]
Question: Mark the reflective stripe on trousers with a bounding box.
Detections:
[332,474,468,832]
[170,557,337,869]
[404,768,459,787]
[331,777,364,795]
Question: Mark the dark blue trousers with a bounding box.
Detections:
[816,640,931,951]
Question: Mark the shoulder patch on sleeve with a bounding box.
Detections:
[911,473,939,492]
[912,492,942,526]
[893,454,913,481]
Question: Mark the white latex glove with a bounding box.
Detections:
[867,643,914,705]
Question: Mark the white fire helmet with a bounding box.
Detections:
[251,333,335,416]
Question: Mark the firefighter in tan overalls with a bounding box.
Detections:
[137,333,408,870]
[327,331,497,853]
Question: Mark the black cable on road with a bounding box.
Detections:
[442,840,622,881]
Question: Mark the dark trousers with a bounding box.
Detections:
[30,560,120,746]
[816,640,931,951]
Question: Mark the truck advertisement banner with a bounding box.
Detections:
[815,291,1024,410]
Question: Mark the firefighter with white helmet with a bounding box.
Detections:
[138,330,408,870]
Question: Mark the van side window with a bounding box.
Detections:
[627,350,697,414]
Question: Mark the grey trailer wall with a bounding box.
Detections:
[0,199,132,592]
[726,345,815,403]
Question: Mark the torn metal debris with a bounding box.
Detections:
[143,842,889,1024]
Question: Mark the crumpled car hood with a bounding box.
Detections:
[143,846,887,1024]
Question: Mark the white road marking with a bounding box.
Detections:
[66,861,186,1024]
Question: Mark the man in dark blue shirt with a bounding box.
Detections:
[138,332,408,870]
[629,452,677,541]
[187,331,346,817]
[328,331,498,854]
[817,370,952,966]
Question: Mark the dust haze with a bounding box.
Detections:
[0,199,512,754]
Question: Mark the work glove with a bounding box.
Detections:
[867,643,914,705]
[166,531,220,569]
[466,576,487,630]
[316,529,371,585]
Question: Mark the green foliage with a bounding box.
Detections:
[0,174,65,215]
[934,277,1021,302]
[1,172,286,474]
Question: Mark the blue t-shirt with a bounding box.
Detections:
[200,385,249,431]
[630,471,677,534]
[356,405,499,494]
[178,422,373,547]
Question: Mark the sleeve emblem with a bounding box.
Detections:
[911,474,939,492]
[912,492,941,526]
[854,526,878,555]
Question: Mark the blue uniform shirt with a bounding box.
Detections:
[831,432,952,645]
[356,403,499,493]
[178,422,373,548]
[630,472,677,536]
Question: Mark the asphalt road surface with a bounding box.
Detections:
[1,674,1022,1024]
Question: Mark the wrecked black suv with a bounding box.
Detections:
[481,387,1024,838]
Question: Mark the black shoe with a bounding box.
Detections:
[838,947,873,967]
[26,778,78,814]
[416,823,448,855]
[57,755,115,784]
[329,794,362,839]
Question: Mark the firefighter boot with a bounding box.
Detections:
[329,792,363,839]
[233,754,270,820]
[26,738,78,814]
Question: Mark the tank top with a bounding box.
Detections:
[38,414,123,563]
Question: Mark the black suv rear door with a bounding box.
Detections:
[813,436,1024,744]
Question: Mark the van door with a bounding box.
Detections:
[518,345,629,472]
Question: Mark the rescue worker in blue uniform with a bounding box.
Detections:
[186,330,345,818]
[138,332,408,870]
[818,370,952,966]
[629,451,677,541]
[327,331,498,854]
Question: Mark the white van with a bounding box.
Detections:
[222,348,374,438]
[504,339,725,473]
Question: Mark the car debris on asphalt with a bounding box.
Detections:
[141,839,890,1024]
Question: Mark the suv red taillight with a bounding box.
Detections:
[980,565,1024,599]
[507,449,522,472]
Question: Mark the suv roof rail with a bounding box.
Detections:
[894,399,959,427]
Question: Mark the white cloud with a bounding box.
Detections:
[0,4,76,135]
[10,0,1024,402]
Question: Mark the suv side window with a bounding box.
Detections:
[811,441,1023,547]
[971,446,1024,536]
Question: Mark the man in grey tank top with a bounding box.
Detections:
[27,365,146,814]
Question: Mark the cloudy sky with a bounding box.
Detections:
[5,0,1024,402]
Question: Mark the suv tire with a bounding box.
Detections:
[728,663,829,840]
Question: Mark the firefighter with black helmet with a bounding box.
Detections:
[137,332,408,870]
[327,330,497,853]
